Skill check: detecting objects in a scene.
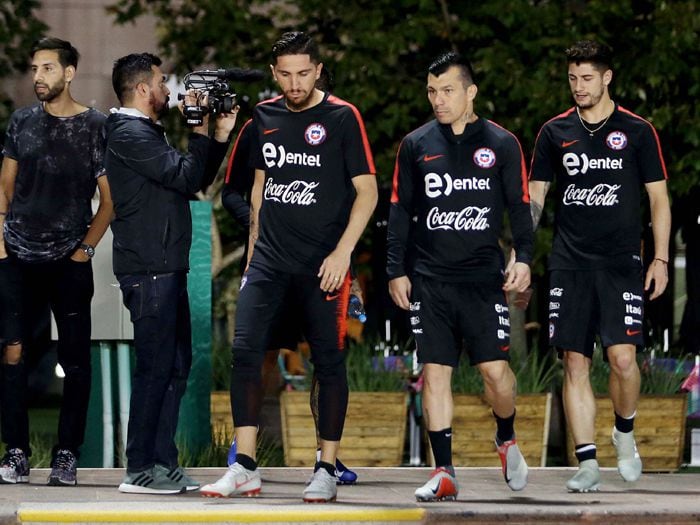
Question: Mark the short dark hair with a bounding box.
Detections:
[428,52,476,87]
[31,37,79,69]
[565,40,613,71]
[112,53,162,105]
[271,31,320,64]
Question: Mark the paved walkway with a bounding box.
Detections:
[1,467,699,524]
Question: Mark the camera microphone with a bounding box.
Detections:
[214,68,265,82]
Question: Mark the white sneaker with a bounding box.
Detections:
[495,438,528,491]
[414,467,459,502]
[566,459,601,492]
[199,462,261,498]
[612,427,642,482]
[303,468,337,503]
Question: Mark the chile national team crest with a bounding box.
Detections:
[473,147,496,168]
[304,123,327,146]
[606,131,628,151]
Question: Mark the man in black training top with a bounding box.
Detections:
[0,37,113,486]
[201,31,377,503]
[105,52,236,494]
[529,40,671,492]
[387,52,533,501]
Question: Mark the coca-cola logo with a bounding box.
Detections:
[562,183,621,206]
[426,206,490,231]
[264,177,318,206]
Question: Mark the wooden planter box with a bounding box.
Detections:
[565,394,688,471]
[433,393,552,467]
[211,391,233,440]
[280,391,408,467]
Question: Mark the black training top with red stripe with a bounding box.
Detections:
[250,92,375,275]
[529,103,668,270]
[386,118,533,283]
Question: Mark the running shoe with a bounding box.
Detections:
[118,467,185,494]
[314,448,358,485]
[414,466,459,502]
[47,449,77,486]
[612,427,642,482]
[200,462,261,497]
[303,467,337,503]
[495,437,528,491]
[0,448,29,484]
[566,459,601,492]
[153,464,200,491]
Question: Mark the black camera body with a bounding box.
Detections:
[178,68,264,127]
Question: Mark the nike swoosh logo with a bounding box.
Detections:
[326,293,340,301]
[423,154,444,162]
[626,329,641,336]
[263,128,280,135]
[235,478,254,489]
[561,140,579,148]
[500,345,510,352]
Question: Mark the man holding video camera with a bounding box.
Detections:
[104,52,237,494]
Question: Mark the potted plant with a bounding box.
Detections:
[279,340,408,467]
[442,349,557,468]
[565,350,689,471]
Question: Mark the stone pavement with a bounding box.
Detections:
[1,467,699,524]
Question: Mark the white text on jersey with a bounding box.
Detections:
[562,152,623,176]
[263,142,321,169]
[426,206,491,231]
[424,172,491,198]
[264,177,318,206]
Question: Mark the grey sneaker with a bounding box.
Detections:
[496,437,528,491]
[118,467,185,494]
[48,449,77,486]
[153,464,200,492]
[612,427,642,482]
[0,448,29,484]
[303,468,337,503]
[566,459,601,492]
[200,462,261,498]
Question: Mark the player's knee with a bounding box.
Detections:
[608,351,637,376]
[562,352,590,380]
[477,360,510,386]
[2,343,23,365]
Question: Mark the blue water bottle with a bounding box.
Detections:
[348,294,367,323]
[227,437,237,466]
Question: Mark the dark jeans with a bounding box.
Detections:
[0,254,93,456]
[118,271,192,473]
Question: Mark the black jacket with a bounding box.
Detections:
[104,112,227,274]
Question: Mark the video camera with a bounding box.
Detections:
[177,68,264,127]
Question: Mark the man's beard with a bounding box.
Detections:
[150,93,170,119]
[34,80,65,102]
[284,89,313,111]
[575,89,603,110]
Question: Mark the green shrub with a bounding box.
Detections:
[345,340,406,392]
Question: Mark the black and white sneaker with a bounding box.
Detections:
[0,448,29,484]
[48,449,78,486]
[118,467,185,494]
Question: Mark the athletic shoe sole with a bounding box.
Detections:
[303,495,337,503]
[200,487,261,498]
[47,476,76,486]
[567,484,600,493]
[118,483,185,495]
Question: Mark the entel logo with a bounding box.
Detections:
[550,287,563,297]
[562,152,623,176]
[623,292,643,302]
[424,172,491,198]
[262,142,321,169]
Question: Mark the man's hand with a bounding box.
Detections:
[179,90,209,136]
[318,248,351,292]
[214,105,239,142]
[645,259,668,300]
[503,261,530,292]
[70,247,90,263]
[0,241,7,260]
[389,276,412,310]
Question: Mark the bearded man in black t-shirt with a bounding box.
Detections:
[530,40,671,492]
[0,38,113,486]
[201,32,377,503]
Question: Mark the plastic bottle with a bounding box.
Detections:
[348,294,367,323]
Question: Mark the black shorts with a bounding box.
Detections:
[548,267,644,358]
[410,275,510,367]
[0,256,22,344]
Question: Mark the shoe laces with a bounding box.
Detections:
[2,448,26,468]
[52,450,76,470]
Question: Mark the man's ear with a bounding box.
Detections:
[64,65,76,83]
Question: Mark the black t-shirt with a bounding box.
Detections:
[250,92,375,274]
[386,118,533,282]
[2,104,106,262]
[530,104,668,270]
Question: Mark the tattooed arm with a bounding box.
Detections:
[246,168,265,268]
[528,180,551,230]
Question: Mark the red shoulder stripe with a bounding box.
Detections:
[328,95,376,174]
[256,95,284,106]
[488,120,530,203]
[224,119,252,184]
[528,107,576,180]
[390,141,404,204]
[617,106,668,180]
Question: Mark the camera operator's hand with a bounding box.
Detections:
[214,105,239,143]
[179,89,209,136]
